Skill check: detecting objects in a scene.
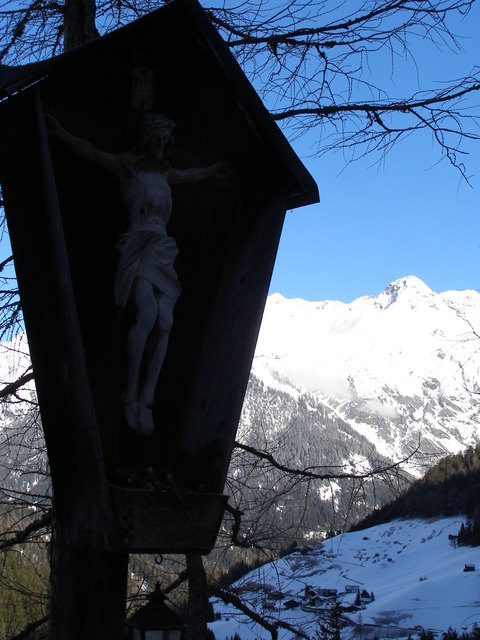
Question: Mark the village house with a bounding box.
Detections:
[318,588,338,598]
[345,584,361,593]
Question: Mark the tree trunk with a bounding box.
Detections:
[63,0,96,51]
[186,554,212,640]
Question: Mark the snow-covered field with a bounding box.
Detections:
[210,516,480,639]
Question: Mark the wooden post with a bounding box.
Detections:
[0,86,129,638]
[186,554,210,640]
[50,513,128,639]
[33,89,128,639]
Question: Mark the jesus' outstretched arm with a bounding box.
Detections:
[46,114,131,176]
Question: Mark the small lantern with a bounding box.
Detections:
[127,583,186,640]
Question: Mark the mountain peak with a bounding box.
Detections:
[385,275,433,295]
[380,275,434,307]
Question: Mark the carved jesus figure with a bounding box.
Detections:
[47,113,229,436]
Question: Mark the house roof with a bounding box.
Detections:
[0,0,318,209]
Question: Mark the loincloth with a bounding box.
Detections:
[114,229,181,307]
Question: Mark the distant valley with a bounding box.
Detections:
[211,515,480,639]
[210,445,480,639]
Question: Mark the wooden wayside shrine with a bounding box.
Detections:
[0,0,318,636]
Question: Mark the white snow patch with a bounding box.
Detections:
[210,516,480,640]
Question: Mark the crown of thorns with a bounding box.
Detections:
[141,113,175,135]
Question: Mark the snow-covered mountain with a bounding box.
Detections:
[243,276,480,474]
[210,515,480,639]
[2,276,480,523]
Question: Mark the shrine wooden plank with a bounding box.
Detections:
[0,0,319,557]
[0,87,114,549]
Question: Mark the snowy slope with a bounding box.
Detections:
[0,332,36,422]
[250,276,480,466]
[210,516,480,639]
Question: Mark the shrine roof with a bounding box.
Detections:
[0,0,319,209]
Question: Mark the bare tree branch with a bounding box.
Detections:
[211,585,279,639]
[0,0,478,179]
[271,79,480,120]
[234,440,418,481]
[9,615,49,640]
[211,585,311,640]
[164,569,188,595]
[0,510,51,551]
[0,369,34,402]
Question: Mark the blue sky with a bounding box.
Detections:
[268,4,480,303]
[269,136,480,303]
[1,1,478,306]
